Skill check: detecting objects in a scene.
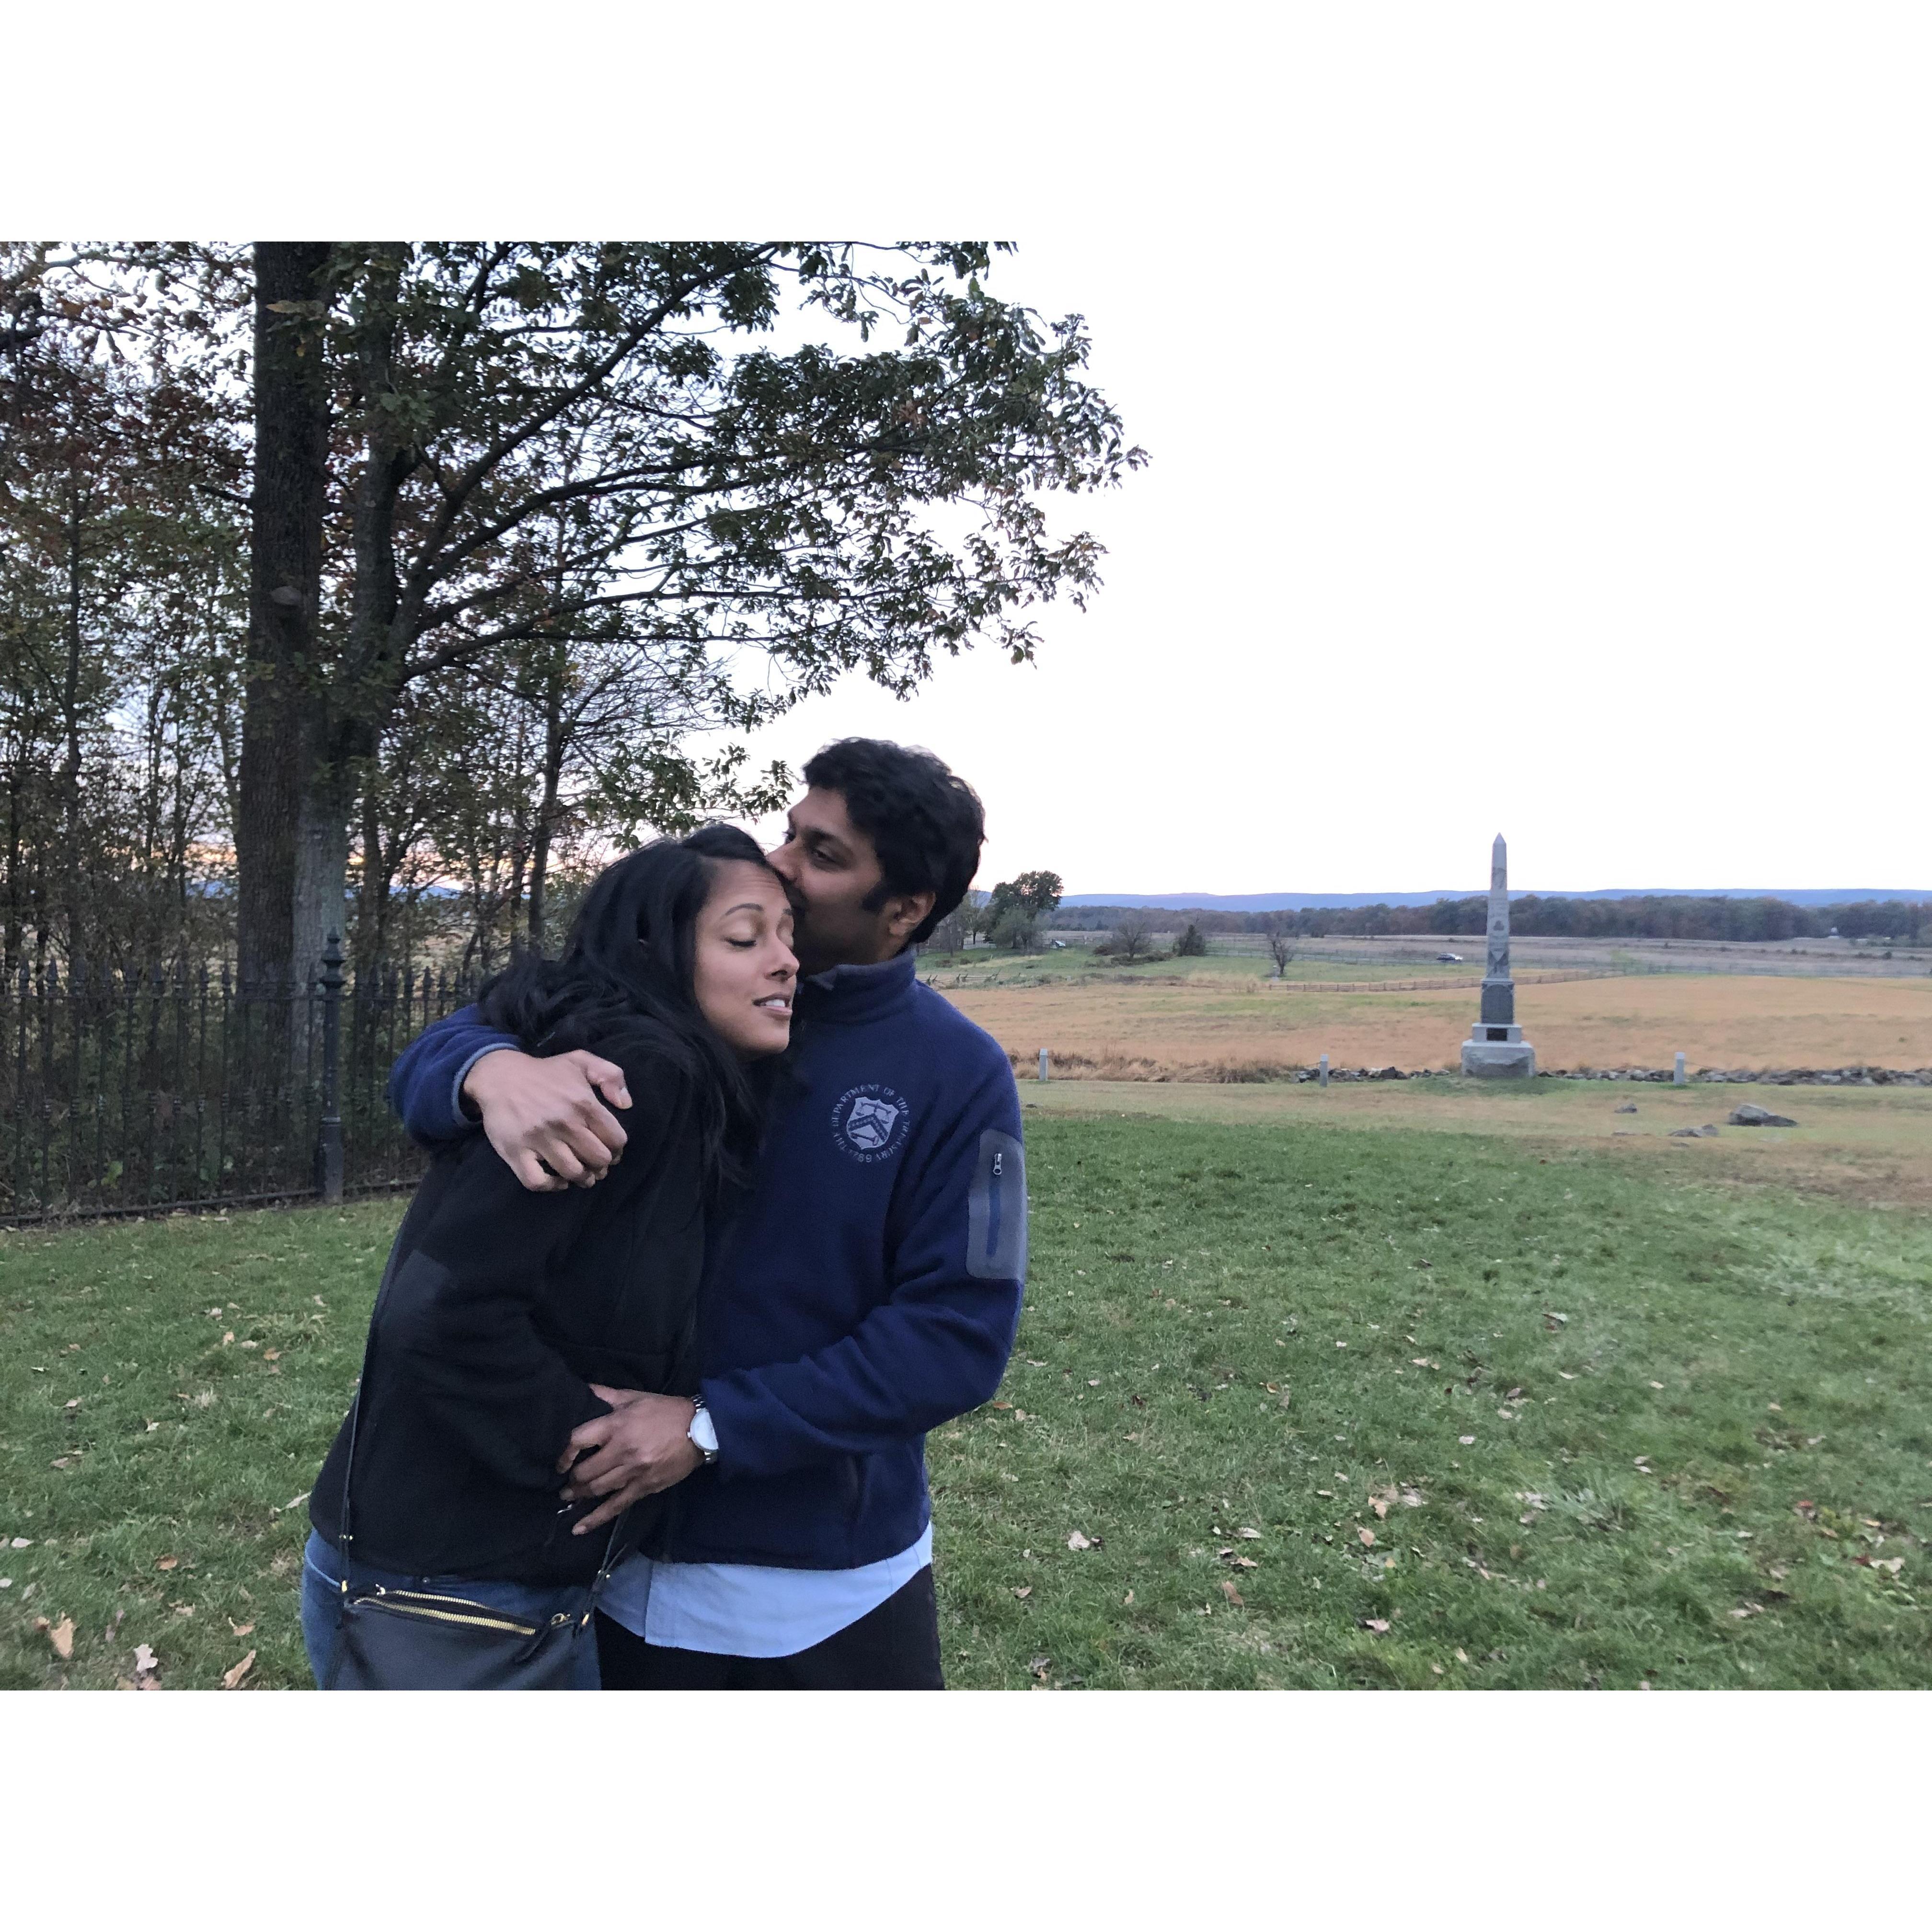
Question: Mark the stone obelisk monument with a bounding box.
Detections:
[1459,833,1536,1078]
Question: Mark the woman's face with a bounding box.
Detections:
[691,860,798,1058]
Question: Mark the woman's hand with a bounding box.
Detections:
[557,1384,702,1533]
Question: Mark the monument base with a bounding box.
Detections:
[1461,1027,1537,1078]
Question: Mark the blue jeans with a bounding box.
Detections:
[300,1530,601,1690]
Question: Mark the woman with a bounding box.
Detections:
[300,825,796,1689]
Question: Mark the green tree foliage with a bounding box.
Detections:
[7,244,1142,978]
[0,246,247,973]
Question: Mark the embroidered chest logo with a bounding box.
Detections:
[831,1085,911,1164]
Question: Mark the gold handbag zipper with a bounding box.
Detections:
[348,1585,545,1638]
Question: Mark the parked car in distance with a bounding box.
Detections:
[1435,952,1463,963]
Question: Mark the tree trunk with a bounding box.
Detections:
[527,651,566,949]
[354,774,390,967]
[289,245,408,987]
[292,729,360,989]
[236,242,332,989]
[58,484,85,957]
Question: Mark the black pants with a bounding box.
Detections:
[595,1564,944,1690]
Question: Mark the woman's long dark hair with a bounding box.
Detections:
[475,825,784,1193]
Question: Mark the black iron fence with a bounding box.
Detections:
[0,935,479,1223]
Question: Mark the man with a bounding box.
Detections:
[385,738,1026,1688]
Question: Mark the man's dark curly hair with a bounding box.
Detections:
[801,739,985,945]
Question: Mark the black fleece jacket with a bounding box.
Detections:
[309,1043,709,1584]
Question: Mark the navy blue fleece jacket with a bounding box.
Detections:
[387,949,1026,1570]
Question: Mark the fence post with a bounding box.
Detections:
[1038,1048,1049,1083]
[315,931,344,1206]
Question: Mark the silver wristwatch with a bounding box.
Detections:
[687,1396,720,1466]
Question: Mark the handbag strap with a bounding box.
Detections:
[336,1234,630,1610]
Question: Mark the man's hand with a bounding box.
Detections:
[557,1385,702,1534]
[463,1049,631,1193]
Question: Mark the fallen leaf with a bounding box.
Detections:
[64,1397,81,1411]
[1235,1527,1261,1540]
[229,1619,255,1637]
[1122,1590,1134,1606]
[1431,1663,1444,1675]
[1231,1555,1258,1570]
[144,1420,159,1432]
[1767,1402,1782,1413]
[1219,1580,1244,1607]
[1357,1527,1377,1547]
[1455,1647,1471,1663]
[10,1537,30,1549]
[1087,1378,1101,1387]
[48,1617,75,1659]
[1012,1586,1032,1599]
[1066,1530,1093,1551]
[155,1554,179,1571]
[262,1349,280,1362]
[221,1331,234,1346]
[1459,1436,1476,1446]
[1371,1497,1390,1519]
[1027,1654,1051,1679]
[222,1650,256,1690]
[132,1642,158,1675]
[1649,1380,1664,1390]
[1359,1618,1390,1633]
[1558,1371,1576,1380]
[989,1401,1012,1411]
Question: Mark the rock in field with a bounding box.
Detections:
[1614,1103,1638,1115]
[1729,1103,1796,1127]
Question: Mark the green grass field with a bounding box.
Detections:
[3,1106,1927,1689]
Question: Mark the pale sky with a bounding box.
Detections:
[38,4,1932,900]
[726,12,1932,897]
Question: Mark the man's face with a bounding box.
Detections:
[766,787,932,977]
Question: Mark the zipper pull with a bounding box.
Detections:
[992,1151,1003,1177]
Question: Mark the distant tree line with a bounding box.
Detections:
[1049,896,1931,944]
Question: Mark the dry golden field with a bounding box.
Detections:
[941,969,1932,1080]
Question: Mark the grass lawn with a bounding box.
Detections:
[2,1107,1928,1689]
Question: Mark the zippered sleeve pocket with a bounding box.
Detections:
[966,1128,1027,1283]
